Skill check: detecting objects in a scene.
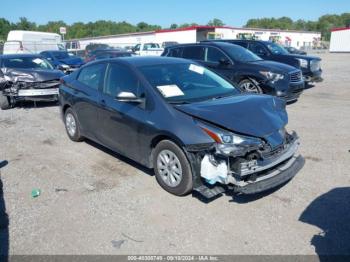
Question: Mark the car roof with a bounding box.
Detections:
[168,42,236,49]
[220,39,272,44]
[0,54,43,59]
[88,56,192,67]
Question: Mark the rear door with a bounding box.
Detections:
[73,62,106,139]
[97,62,147,160]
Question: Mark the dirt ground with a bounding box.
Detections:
[0,52,349,256]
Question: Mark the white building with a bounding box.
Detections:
[330,27,350,52]
[65,25,321,51]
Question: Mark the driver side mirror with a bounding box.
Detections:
[219,58,232,67]
[116,91,144,103]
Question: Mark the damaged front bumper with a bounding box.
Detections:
[2,80,60,101]
[234,154,304,194]
[188,132,303,198]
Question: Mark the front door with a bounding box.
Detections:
[97,62,147,160]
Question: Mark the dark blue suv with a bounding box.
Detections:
[203,40,323,87]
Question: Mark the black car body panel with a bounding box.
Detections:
[0,54,64,104]
[205,40,323,85]
[59,57,303,198]
[162,42,304,102]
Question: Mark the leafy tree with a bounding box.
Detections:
[207,18,225,26]
[16,17,36,31]
[170,23,178,29]
[0,18,12,41]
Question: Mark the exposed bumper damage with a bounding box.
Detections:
[186,131,304,199]
[0,69,61,102]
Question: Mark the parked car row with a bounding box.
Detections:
[203,40,323,87]
[162,42,305,102]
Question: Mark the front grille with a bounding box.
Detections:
[290,71,302,83]
[16,80,60,89]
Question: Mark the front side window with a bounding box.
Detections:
[182,46,205,60]
[168,48,182,58]
[2,56,53,70]
[104,63,143,97]
[266,42,289,55]
[139,62,239,103]
[134,44,141,52]
[249,43,268,56]
[205,47,229,63]
[77,63,105,90]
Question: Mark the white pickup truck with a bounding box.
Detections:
[133,43,164,56]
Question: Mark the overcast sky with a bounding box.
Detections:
[1,0,349,27]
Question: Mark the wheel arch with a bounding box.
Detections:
[148,133,186,169]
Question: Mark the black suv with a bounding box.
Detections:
[204,40,323,87]
[162,42,304,102]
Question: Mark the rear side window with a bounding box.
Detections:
[205,47,228,63]
[104,63,144,97]
[182,46,205,60]
[77,63,105,90]
[167,48,182,58]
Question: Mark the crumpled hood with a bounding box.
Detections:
[2,68,64,82]
[175,94,288,139]
[58,56,84,66]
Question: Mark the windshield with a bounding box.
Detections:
[267,42,289,55]
[139,63,239,103]
[221,44,262,62]
[52,51,70,59]
[2,57,54,70]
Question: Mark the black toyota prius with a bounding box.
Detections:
[59,57,304,199]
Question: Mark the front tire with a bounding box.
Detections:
[0,91,11,110]
[64,108,83,142]
[153,140,193,196]
[238,79,263,94]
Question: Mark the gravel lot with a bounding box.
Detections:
[0,53,349,256]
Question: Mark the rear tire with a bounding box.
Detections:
[64,108,83,142]
[238,79,263,94]
[0,91,11,110]
[153,140,193,196]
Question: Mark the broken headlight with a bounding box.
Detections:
[198,122,263,157]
